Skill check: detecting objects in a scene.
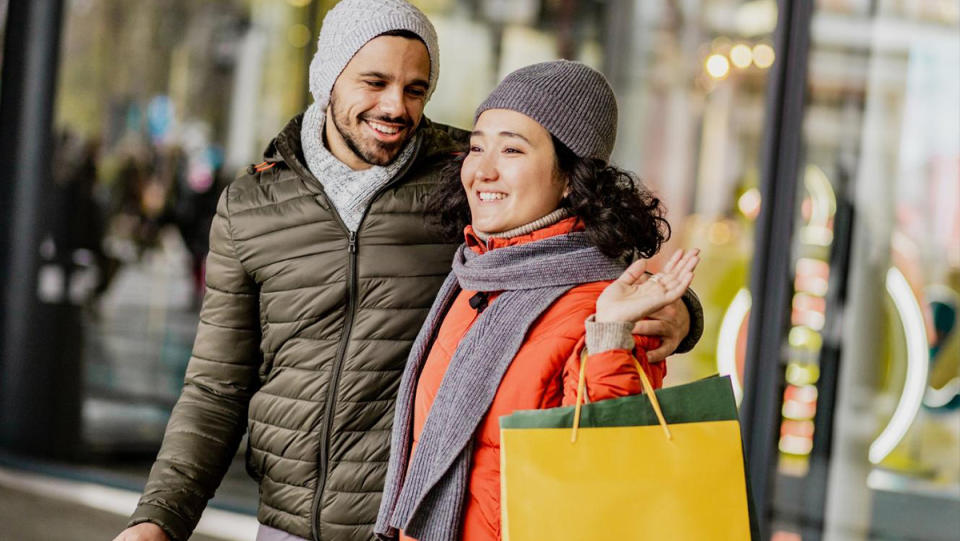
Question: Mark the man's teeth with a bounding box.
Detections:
[478,192,506,201]
[368,121,400,135]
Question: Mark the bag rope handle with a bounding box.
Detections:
[571,348,672,443]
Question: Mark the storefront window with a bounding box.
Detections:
[49,0,315,501]
[603,1,778,390]
[769,0,960,538]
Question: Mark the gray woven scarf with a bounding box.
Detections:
[375,232,625,541]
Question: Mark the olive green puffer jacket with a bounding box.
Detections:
[129,114,468,541]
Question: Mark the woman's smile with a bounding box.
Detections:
[477,191,508,202]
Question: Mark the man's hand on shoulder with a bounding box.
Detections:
[628,249,700,363]
[112,523,170,541]
[632,297,690,363]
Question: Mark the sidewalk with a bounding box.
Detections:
[0,466,258,541]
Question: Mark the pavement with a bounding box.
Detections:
[0,465,257,541]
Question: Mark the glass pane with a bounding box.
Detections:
[771,0,960,539]
[606,1,777,392]
[50,0,317,507]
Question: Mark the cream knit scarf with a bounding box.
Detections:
[300,103,419,231]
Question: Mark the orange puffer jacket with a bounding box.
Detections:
[401,218,664,541]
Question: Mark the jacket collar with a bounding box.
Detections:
[464,216,585,254]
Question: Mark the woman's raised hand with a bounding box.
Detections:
[595,249,700,324]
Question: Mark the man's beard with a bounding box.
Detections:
[329,93,413,167]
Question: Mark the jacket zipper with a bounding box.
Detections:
[312,229,357,541]
[271,128,361,541]
[309,138,424,541]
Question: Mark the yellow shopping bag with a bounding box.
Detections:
[500,357,755,540]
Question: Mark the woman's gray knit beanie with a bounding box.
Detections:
[475,60,618,161]
[309,0,439,110]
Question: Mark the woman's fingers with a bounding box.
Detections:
[668,271,694,299]
[660,249,699,283]
[616,258,648,286]
[672,249,699,274]
[675,272,693,298]
[655,265,694,303]
[661,249,684,274]
[681,249,700,273]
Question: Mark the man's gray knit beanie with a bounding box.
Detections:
[309,0,439,110]
[475,60,618,161]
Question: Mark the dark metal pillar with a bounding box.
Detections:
[739,0,814,537]
[0,0,73,457]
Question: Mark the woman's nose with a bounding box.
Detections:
[473,155,498,182]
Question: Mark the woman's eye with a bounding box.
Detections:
[503,147,522,154]
[469,145,483,153]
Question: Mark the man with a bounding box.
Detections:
[115,1,702,540]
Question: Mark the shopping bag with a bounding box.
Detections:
[499,356,754,541]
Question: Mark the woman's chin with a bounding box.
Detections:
[472,220,510,234]
[472,219,498,233]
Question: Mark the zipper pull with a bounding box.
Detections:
[348,231,358,253]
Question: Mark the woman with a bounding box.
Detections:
[376,60,699,541]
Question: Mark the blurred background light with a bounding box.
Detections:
[753,43,776,68]
[288,23,312,48]
[730,43,754,69]
[735,0,778,37]
[737,187,762,220]
[706,53,731,79]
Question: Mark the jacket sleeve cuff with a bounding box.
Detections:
[585,315,635,354]
[128,502,192,541]
[675,287,704,354]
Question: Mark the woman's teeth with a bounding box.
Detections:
[478,192,506,201]
[368,121,400,135]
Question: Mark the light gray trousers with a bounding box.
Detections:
[256,524,311,541]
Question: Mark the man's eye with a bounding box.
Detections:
[365,80,386,88]
[407,88,427,97]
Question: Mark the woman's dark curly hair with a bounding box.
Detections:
[427,136,670,261]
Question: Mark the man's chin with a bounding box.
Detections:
[358,143,406,167]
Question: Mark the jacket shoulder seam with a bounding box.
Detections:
[223,183,252,277]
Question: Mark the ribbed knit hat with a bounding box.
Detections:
[475,60,618,161]
[309,0,439,110]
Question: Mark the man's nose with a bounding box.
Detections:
[378,86,405,119]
